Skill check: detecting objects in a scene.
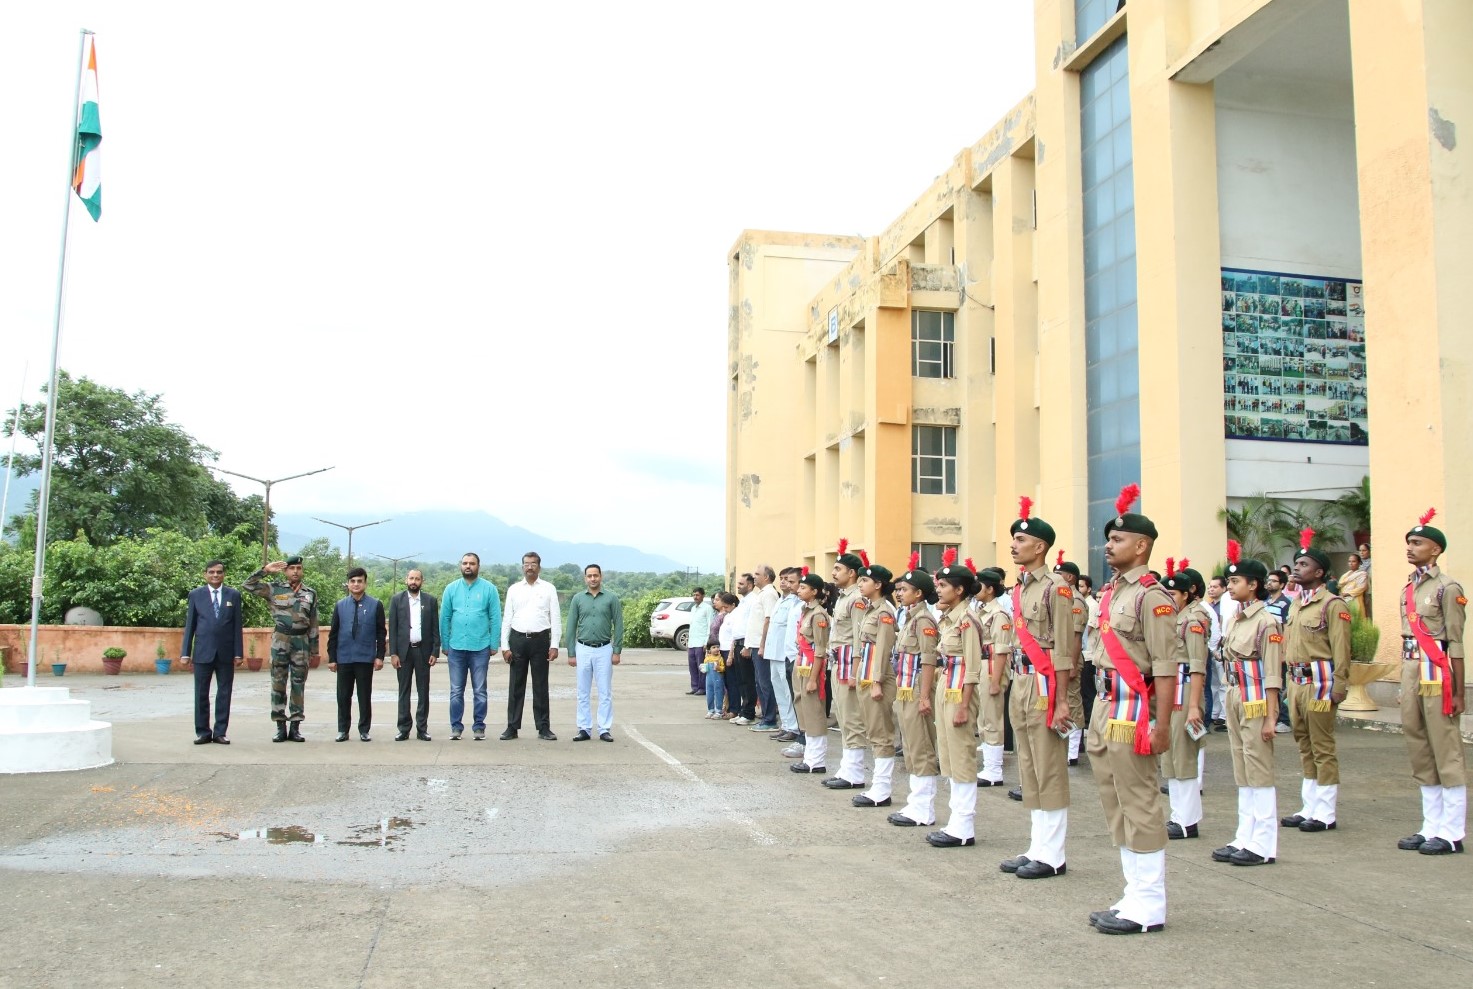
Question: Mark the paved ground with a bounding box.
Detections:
[1,649,1470,989]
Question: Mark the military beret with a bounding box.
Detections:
[285,555,304,566]
[1292,528,1332,573]
[861,564,893,585]
[799,573,826,591]
[1052,553,1080,578]
[977,566,1008,591]
[895,554,936,598]
[1103,483,1157,539]
[1407,508,1447,551]
[1224,540,1268,584]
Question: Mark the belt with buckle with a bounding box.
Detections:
[580,640,610,648]
[1094,669,1114,697]
[1011,648,1033,676]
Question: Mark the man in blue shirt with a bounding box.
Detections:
[327,567,386,742]
[764,567,803,743]
[439,552,503,740]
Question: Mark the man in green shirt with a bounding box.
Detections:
[566,564,623,742]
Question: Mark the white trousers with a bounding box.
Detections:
[899,775,938,825]
[1440,785,1467,842]
[838,747,867,785]
[1235,786,1278,858]
[768,657,798,731]
[863,757,895,803]
[1024,807,1068,867]
[1168,778,1203,828]
[978,743,1005,783]
[1116,848,1166,927]
[803,734,829,770]
[942,780,978,840]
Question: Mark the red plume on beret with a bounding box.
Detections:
[801,566,809,577]
[1179,558,1190,571]
[908,551,920,571]
[1227,539,1242,565]
[1421,507,1437,526]
[964,557,976,572]
[858,549,870,568]
[941,547,957,569]
[836,537,849,556]
[1165,557,1176,578]
[1300,528,1315,551]
[1056,550,1064,567]
[1115,483,1141,516]
[1018,496,1033,520]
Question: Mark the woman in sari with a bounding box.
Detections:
[1339,553,1369,617]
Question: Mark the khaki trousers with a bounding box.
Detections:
[1226,685,1275,788]
[1162,708,1203,780]
[793,676,827,738]
[1401,660,1468,787]
[858,679,897,758]
[977,664,1006,746]
[895,694,939,777]
[935,682,981,783]
[1010,669,1069,812]
[832,675,867,750]
[1087,697,1167,852]
[1287,680,1339,784]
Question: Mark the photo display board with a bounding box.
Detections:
[1221,268,1366,445]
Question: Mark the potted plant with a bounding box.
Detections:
[102,646,126,675]
[154,640,172,675]
[51,647,66,677]
[1341,610,1394,712]
[246,639,263,672]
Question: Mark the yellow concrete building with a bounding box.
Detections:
[726,0,1472,653]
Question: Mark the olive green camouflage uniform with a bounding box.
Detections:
[243,568,319,723]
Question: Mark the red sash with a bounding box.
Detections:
[1404,581,1454,716]
[1012,581,1059,728]
[1097,581,1156,755]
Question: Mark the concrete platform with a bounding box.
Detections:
[0,685,113,774]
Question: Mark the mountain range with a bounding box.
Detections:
[274,510,686,571]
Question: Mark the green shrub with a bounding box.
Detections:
[1349,608,1380,662]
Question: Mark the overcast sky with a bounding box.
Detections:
[1,2,1035,569]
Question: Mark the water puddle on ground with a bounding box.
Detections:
[211,818,419,848]
[214,825,325,844]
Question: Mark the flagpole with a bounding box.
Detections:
[24,29,92,689]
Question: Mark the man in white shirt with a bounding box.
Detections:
[500,552,562,741]
[1205,575,1238,731]
[744,566,782,729]
[726,573,755,723]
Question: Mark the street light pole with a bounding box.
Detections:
[215,466,334,566]
[370,552,422,588]
[312,516,390,567]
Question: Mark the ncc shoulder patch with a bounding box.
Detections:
[1338,611,1352,622]
[817,619,828,629]
[959,620,972,630]
[1459,596,1469,606]
[1000,623,1012,632]
[880,615,895,625]
[854,600,867,610]
[1189,622,1206,635]
[1057,586,1073,598]
[1152,604,1174,617]
[1268,633,1284,643]
[922,627,939,637]
[1072,607,1083,615]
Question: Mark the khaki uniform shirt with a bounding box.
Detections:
[857,598,898,687]
[797,599,830,656]
[895,605,939,667]
[1089,566,1177,679]
[978,598,1013,680]
[1010,565,1076,660]
[936,600,984,686]
[1173,600,1212,676]
[832,584,864,652]
[1222,599,1285,688]
[1400,565,1467,659]
[1285,585,1353,691]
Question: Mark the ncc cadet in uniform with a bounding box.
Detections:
[852,562,900,808]
[1212,541,1284,868]
[243,556,320,742]
[823,539,870,790]
[1054,553,1089,766]
[972,567,1013,788]
[1398,508,1467,855]
[1281,528,1351,833]
[890,555,942,827]
[1161,558,1209,840]
[790,571,832,775]
[1084,485,1177,935]
[927,551,985,847]
[1000,497,1077,879]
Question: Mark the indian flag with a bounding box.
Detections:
[72,35,102,221]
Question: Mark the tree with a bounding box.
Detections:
[1217,494,1290,565]
[5,372,262,546]
[1328,475,1371,539]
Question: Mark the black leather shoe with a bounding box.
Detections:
[1398,833,1429,851]
[999,855,1031,874]
[789,763,825,773]
[1095,914,1164,935]
[926,831,974,847]
[1069,758,1080,767]
[1299,819,1336,832]
[852,794,891,807]
[287,725,305,742]
[1419,837,1465,855]
[416,731,432,741]
[538,730,558,741]
[1089,908,1119,927]
[1007,787,1023,802]
[212,735,230,745]
[273,723,288,743]
[1016,860,1066,879]
[1213,720,1228,732]
[976,778,1007,787]
[195,734,213,745]
[1229,848,1274,866]
[1280,814,1306,828]
[599,732,613,742]
[573,730,592,741]
[1167,822,1199,840]
[1211,845,1239,863]
[888,812,927,827]
[499,729,518,740]
[336,732,349,742]
[1159,784,1168,794]
[359,732,371,742]
[773,730,799,742]
[394,732,409,741]
[822,777,863,790]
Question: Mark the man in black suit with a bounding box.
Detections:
[389,569,441,741]
[181,559,244,744]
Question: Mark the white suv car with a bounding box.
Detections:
[649,597,696,650]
